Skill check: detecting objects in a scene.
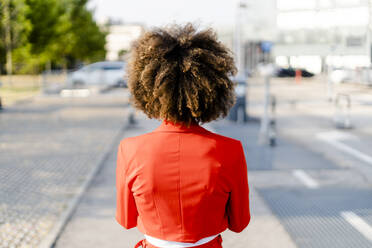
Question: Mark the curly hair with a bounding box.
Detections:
[127,23,237,126]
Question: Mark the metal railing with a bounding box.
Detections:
[41,70,69,94]
[333,93,352,129]
[259,72,277,147]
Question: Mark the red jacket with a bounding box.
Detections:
[116,120,250,243]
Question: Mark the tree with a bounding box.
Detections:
[24,0,75,71]
[0,0,30,74]
[0,0,107,74]
[25,0,107,71]
[118,49,128,61]
[65,0,107,66]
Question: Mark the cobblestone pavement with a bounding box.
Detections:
[240,78,372,247]
[0,90,129,248]
[54,115,160,248]
[212,120,372,248]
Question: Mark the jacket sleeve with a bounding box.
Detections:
[116,141,138,229]
[226,141,250,232]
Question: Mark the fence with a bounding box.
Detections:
[41,70,70,94]
[0,75,42,88]
[331,68,372,86]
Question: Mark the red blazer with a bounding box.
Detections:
[116,120,250,243]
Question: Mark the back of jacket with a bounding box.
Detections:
[116,121,250,243]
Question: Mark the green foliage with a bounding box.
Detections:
[118,49,128,60]
[0,0,107,74]
[0,0,31,73]
[67,0,107,64]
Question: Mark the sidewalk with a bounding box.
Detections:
[54,113,296,248]
[0,92,129,248]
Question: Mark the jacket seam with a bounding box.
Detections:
[121,141,130,226]
[141,140,165,239]
[152,191,165,238]
[177,133,184,238]
[120,141,129,176]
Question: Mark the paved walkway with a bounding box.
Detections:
[0,91,129,248]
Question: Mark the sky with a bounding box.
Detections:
[88,0,241,28]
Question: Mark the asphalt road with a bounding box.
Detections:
[240,76,372,247]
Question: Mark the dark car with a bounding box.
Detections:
[275,67,314,78]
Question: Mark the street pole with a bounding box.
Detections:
[259,74,271,145]
[327,44,336,102]
[367,0,372,85]
[235,1,247,77]
[4,0,13,86]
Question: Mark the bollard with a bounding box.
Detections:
[295,69,302,84]
[334,93,352,129]
[258,75,271,145]
[269,119,276,147]
[258,64,276,146]
[128,109,137,125]
[268,95,277,147]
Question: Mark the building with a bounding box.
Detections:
[215,0,277,75]
[105,24,144,61]
[274,0,372,73]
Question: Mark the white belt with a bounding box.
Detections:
[144,234,219,248]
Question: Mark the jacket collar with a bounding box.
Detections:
[154,120,209,133]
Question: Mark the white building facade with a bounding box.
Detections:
[274,0,372,73]
[105,24,144,61]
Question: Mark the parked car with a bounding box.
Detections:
[68,61,127,88]
[228,76,248,122]
[275,67,314,78]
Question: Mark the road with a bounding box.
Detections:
[238,76,372,247]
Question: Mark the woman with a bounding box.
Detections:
[116,24,250,248]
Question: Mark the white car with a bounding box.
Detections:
[68,61,126,88]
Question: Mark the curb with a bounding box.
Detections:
[38,108,132,248]
[0,94,39,110]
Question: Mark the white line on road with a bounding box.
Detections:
[317,131,372,166]
[317,130,358,141]
[292,169,319,189]
[326,139,372,165]
[341,211,372,242]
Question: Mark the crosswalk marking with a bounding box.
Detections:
[341,211,372,242]
[292,169,319,189]
[317,131,372,166]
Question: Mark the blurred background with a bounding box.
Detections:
[1,0,372,248]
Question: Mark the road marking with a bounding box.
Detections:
[317,131,372,166]
[60,89,91,98]
[341,211,372,242]
[292,169,319,189]
[316,130,357,141]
